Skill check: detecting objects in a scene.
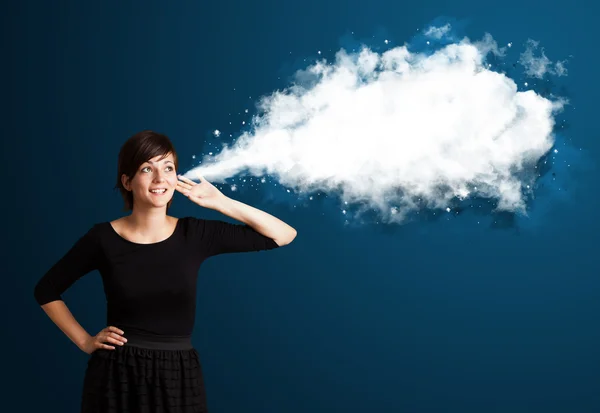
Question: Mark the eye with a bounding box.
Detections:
[141,165,174,173]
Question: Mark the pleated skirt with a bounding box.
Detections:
[81,331,208,413]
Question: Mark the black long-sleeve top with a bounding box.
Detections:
[33,217,279,336]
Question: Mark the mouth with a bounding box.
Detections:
[149,188,167,195]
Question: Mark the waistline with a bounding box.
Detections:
[122,330,193,350]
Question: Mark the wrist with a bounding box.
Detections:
[76,333,92,350]
[215,195,234,214]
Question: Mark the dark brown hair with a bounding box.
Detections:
[114,130,179,211]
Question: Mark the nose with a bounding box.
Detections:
[153,170,167,182]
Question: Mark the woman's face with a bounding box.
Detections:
[124,153,178,209]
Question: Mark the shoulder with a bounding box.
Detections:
[59,222,107,254]
[177,216,198,229]
[179,216,232,228]
[178,216,208,232]
[179,216,223,226]
[86,222,110,242]
[178,216,230,237]
[85,219,119,244]
[176,216,200,232]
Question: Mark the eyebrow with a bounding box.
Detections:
[145,160,174,165]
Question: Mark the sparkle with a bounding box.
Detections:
[213,129,221,137]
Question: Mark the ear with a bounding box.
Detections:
[121,174,132,191]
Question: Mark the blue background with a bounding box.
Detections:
[7,0,600,412]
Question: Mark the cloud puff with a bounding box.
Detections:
[184,31,567,224]
[519,38,569,79]
[424,23,452,39]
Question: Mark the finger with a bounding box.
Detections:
[178,175,197,185]
[176,182,193,193]
[106,326,125,335]
[174,186,190,196]
[94,338,114,349]
[176,180,193,190]
[109,332,127,343]
[105,336,125,346]
[99,333,123,346]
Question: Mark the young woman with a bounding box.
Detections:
[33,130,297,413]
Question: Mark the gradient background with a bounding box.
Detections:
[7,0,600,412]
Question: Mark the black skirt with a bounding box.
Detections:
[81,331,208,413]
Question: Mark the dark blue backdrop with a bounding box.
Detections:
[7,1,599,412]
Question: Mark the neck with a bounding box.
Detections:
[126,206,171,233]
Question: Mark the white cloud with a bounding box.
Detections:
[184,34,567,224]
[424,23,452,39]
[519,38,569,78]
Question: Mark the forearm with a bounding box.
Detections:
[39,300,92,350]
[215,196,297,245]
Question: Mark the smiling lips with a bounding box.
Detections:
[149,188,167,195]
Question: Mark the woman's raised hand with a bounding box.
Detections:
[176,174,227,210]
[81,326,127,354]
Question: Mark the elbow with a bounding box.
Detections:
[34,286,47,306]
[276,228,297,247]
[33,282,58,307]
[33,282,43,305]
